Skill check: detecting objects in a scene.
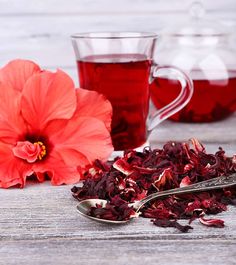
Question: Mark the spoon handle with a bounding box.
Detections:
[134,173,236,212]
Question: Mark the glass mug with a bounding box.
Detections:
[71,32,193,152]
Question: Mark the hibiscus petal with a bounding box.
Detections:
[21,70,76,131]
[49,167,81,185]
[33,154,81,185]
[199,217,224,228]
[54,148,90,168]
[180,176,192,187]
[49,165,81,185]
[0,82,27,144]
[45,116,113,164]
[35,172,45,182]
[153,168,174,190]
[35,118,91,168]
[0,143,32,188]
[0,59,41,92]
[74,88,112,131]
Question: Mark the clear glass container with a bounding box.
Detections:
[150,1,236,122]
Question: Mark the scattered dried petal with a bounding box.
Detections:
[152,219,193,233]
[199,217,224,228]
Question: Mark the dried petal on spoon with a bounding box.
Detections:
[88,196,138,221]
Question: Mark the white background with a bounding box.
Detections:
[0,0,235,83]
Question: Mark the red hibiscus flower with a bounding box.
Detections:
[0,60,113,188]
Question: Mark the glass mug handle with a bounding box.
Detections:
[148,65,194,132]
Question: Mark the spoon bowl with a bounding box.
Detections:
[76,199,130,224]
[76,173,236,224]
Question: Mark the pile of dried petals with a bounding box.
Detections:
[72,139,236,232]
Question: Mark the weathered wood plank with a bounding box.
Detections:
[0,15,168,68]
[0,14,235,71]
[0,0,236,15]
[0,239,235,265]
[0,13,235,40]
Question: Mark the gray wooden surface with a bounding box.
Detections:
[0,114,236,265]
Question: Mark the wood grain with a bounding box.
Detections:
[1,0,236,14]
[1,239,236,265]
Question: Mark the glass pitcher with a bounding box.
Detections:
[150,1,236,123]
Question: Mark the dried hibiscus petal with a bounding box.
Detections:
[88,196,138,221]
[152,219,193,233]
[180,176,192,187]
[113,158,134,176]
[152,168,179,191]
[72,139,236,231]
[199,217,224,228]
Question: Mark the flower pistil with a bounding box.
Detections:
[13,140,47,163]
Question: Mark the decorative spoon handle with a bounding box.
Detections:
[134,173,236,212]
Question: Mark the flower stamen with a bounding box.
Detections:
[34,141,47,160]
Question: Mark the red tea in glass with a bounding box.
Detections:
[72,32,193,152]
[78,54,151,150]
[150,70,236,122]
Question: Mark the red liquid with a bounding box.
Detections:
[150,72,236,122]
[77,54,151,150]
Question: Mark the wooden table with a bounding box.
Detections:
[1,114,236,265]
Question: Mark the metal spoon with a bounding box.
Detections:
[77,173,236,224]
